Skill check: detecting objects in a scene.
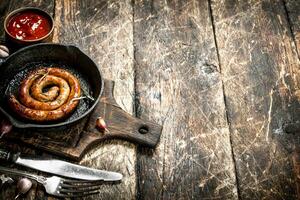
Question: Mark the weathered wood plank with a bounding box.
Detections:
[8,0,54,14]
[54,0,135,199]
[134,0,238,199]
[0,0,10,41]
[211,0,300,199]
[285,0,300,55]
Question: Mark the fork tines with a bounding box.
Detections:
[58,178,105,198]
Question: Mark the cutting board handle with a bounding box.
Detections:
[85,79,162,148]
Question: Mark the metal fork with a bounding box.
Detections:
[0,166,104,198]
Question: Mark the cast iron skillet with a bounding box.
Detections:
[0,43,103,129]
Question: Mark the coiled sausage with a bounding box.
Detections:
[8,67,81,122]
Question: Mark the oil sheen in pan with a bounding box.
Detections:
[5,61,94,124]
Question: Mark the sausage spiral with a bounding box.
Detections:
[8,67,81,122]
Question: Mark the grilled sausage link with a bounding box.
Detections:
[8,67,81,122]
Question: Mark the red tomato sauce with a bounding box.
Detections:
[6,11,51,41]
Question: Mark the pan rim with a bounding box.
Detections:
[0,43,103,128]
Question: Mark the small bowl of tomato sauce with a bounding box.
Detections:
[4,7,54,45]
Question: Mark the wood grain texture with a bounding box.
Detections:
[285,0,300,55]
[134,0,238,199]
[211,0,299,199]
[292,148,300,199]
[1,0,299,199]
[54,0,136,199]
[0,0,9,41]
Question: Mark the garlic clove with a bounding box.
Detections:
[96,117,109,132]
[0,45,9,58]
[15,178,32,199]
[0,119,12,139]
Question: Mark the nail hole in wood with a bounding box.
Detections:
[139,125,149,134]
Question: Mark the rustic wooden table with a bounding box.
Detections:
[0,0,300,199]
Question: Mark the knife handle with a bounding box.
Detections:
[0,148,20,162]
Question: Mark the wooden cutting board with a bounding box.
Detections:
[3,79,162,161]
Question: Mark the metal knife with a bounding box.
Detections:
[0,148,122,181]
